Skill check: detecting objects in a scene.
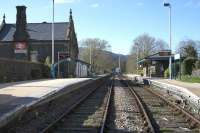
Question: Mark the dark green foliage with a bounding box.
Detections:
[182,57,197,75]
[172,63,180,78]
[42,65,50,78]
[183,45,198,58]
[31,69,42,79]
[177,39,198,58]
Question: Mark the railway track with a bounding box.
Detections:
[40,79,113,133]
[3,76,200,133]
[103,77,156,133]
[40,76,157,133]
[126,78,200,133]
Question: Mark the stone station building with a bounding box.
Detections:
[0,6,79,77]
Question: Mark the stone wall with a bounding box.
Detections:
[192,69,200,76]
[0,58,50,83]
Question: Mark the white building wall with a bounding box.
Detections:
[76,61,89,78]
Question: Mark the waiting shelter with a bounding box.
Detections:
[138,50,174,77]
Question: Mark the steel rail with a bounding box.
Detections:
[146,86,200,128]
[99,78,113,133]
[40,80,106,133]
[123,79,158,133]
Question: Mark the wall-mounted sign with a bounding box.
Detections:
[14,42,27,54]
[174,54,180,60]
[159,51,171,56]
[59,52,70,59]
[152,61,156,65]
[30,51,38,62]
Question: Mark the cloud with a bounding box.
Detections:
[55,0,76,4]
[91,3,99,8]
[184,0,200,8]
[136,2,144,6]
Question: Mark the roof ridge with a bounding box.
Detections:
[5,22,69,25]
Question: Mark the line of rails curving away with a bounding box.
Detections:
[126,77,200,132]
[41,76,157,133]
[102,77,157,133]
[40,77,114,133]
[3,75,200,133]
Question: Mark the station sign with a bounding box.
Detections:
[159,51,171,56]
[174,54,180,60]
[14,42,27,54]
[58,52,70,60]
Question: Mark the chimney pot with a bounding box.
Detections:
[13,5,29,41]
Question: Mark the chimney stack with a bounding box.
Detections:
[13,6,29,41]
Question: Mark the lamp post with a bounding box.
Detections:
[164,2,172,80]
[52,0,55,65]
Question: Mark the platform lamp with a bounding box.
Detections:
[164,2,172,80]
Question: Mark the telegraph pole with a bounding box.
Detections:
[89,44,92,73]
[119,55,121,72]
[52,0,55,65]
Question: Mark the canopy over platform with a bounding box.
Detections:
[138,50,174,64]
[138,50,174,77]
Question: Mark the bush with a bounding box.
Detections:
[42,65,50,78]
[172,63,180,78]
[182,57,196,75]
[164,68,169,78]
[31,69,42,79]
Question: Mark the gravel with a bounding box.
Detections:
[106,78,144,132]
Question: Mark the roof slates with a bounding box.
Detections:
[0,22,69,41]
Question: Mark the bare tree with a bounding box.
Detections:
[131,34,168,59]
[80,38,113,73]
[126,34,168,74]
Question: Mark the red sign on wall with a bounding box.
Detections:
[14,42,27,54]
[59,52,70,59]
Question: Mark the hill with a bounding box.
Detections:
[78,47,128,72]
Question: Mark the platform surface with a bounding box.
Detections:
[0,78,91,125]
[153,79,200,96]
[126,74,200,103]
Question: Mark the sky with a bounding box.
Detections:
[0,0,200,55]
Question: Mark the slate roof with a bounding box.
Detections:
[0,22,69,41]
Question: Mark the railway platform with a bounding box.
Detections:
[126,74,200,108]
[149,79,200,107]
[152,79,200,96]
[0,78,91,128]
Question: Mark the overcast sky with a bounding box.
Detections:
[0,0,200,55]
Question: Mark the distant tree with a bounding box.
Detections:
[126,55,137,74]
[125,34,168,74]
[131,34,168,59]
[80,38,114,73]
